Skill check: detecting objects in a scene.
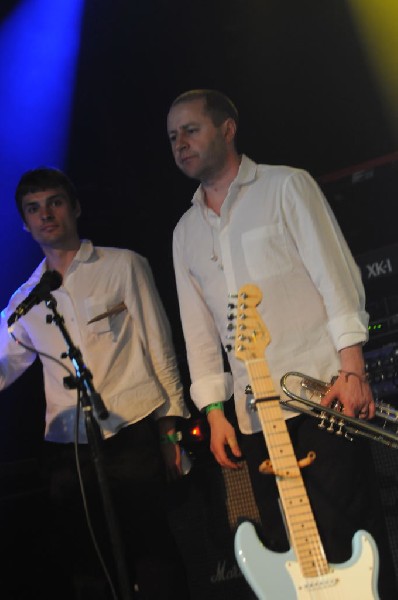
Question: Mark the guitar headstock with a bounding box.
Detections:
[233,284,270,362]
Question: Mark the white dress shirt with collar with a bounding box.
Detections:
[173,154,368,434]
[0,240,189,442]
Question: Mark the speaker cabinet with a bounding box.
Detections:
[166,459,259,599]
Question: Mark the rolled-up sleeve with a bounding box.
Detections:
[283,170,368,351]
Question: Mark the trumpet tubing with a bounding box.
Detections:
[280,371,398,449]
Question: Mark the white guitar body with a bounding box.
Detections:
[235,521,380,600]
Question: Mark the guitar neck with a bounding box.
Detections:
[246,358,329,577]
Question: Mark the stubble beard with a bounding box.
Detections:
[182,140,229,185]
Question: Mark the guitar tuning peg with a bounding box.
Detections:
[228,293,238,298]
[227,303,236,309]
[248,398,257,412]
[227,323,235,331]
[227,313,236,321]
[225,344,233,353]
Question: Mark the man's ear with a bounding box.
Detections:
[223,118,237,145]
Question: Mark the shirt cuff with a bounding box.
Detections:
[153,396,191,420]
[190,372,234,412]
[327,312,369,351]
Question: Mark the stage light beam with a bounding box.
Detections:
[0,0,85,305]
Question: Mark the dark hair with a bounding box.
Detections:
[15,167,78,220]
[170,89,239,128]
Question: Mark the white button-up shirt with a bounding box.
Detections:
[173,155,368,434]
[0,241,189,442]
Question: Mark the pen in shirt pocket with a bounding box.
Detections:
[87,301,127,324]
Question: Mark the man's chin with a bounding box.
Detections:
[179,164,200,180]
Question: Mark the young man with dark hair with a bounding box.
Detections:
[0,167,190,599]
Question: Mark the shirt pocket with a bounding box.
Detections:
[84,293,126,334]
[241,224,292,280]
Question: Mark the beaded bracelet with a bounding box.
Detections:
[159,431,182,445]
[338,369,368,384]
[205,402,225,415]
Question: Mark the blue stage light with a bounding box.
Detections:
[0,0,85,307]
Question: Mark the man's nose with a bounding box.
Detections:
[175,132,188,151]
[40,207,54,221]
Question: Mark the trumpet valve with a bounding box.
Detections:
[326,416,336,433]
[318,412,328,429]
[336,419,345,436]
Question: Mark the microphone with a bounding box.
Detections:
[8,270,63,330]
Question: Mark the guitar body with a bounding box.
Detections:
[235,521,380,599]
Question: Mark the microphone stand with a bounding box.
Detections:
[45,293,135,600]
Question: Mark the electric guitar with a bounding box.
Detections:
[232,284,380,599]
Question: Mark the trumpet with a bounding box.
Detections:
[280,371,398,449]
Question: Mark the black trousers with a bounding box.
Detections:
[39,417,190,600]
[240,414,398,600]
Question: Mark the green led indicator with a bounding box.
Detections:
[369,324,382,331]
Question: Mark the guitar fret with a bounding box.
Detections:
[301,562,324,571]
[281,492,307,502]
[300,553,323,561]
[295,538,322,552]
[294,527,321,541]
[287,510,316,522]
[279,485,305,495]
[299,551,326,561]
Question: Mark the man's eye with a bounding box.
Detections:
[47,197,65,209]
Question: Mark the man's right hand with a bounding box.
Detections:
[207,408,243,469]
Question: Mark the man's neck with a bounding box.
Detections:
[43,241,81,278]
[202,154,241,216]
